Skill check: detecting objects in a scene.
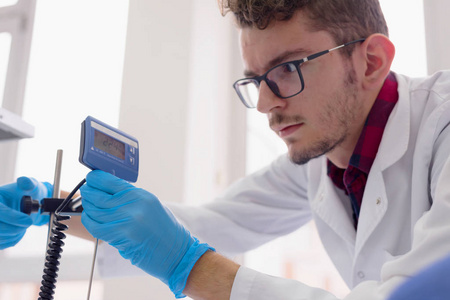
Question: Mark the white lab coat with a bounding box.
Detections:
[99,71,450,300]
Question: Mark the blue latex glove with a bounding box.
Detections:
[0,177,52,249]
[80,170,213,298]
[387,254,450,300]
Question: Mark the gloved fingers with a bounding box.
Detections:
[81,182,154,208]
[0,184,17,207]
[17,177,52,199]
[17,177,38,191]
[81,211,129,243]
[42,182,53,197]
[83,186,174,227]
[0,221,27,236]
[80,184,132,210]
[82,200,131,224]
[0,231,26,250]
[0,203,33,227]
[85,170,135,195]
[31,212,50,226]
[0,204,29,250]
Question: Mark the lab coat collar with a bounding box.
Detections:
[310,158,357,246]
[375,73,411,171]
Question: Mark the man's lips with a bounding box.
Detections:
[272,123,304,138]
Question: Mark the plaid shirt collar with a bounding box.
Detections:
[327,72,399,225]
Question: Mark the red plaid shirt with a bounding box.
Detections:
[327,72,399,228]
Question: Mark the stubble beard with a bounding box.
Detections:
[285,68,359,165]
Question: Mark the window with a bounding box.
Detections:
[0,32,11,107]
[380,0,427,77]
[0,1,129,299]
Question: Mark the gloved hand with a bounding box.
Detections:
[387,254,450,300]
[0,177,53,249]
[80,170,213,298]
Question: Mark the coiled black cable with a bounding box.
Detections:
[38,179,86,300]
[38,214,70,300]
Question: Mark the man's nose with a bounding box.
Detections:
[256,81,287,113]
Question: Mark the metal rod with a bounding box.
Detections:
[87,238,99,300]
[45,149,63,251]
[52,149,63,198]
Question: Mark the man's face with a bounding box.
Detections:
[240,11,364,165]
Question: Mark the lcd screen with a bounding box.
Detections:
[94,129,125,160]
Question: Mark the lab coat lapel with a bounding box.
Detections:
[375,73,410,170]
[355,73,411,256]
[310,159,356,246]
[354,164,388,256]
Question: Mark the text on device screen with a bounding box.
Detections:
[94,129,125,160]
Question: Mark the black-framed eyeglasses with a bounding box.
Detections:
[233,38,366,108]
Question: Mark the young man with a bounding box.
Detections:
[2,0,450,299]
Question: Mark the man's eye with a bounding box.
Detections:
[282,63,296,73]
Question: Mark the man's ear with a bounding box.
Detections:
[360,34,395,90]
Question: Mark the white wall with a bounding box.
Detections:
[118,0,193,202]
[182,1,246,205]
[118,0,245,204]
[423,0,450,73]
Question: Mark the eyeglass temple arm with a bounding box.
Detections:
[304,38,366,62]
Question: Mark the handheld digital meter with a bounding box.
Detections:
[79,116,139,182]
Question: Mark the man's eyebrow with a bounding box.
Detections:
[243,48,311,78]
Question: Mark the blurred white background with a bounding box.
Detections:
[1,0,446,299]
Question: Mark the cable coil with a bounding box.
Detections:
[38,214,71,300]
[37,178,85,300]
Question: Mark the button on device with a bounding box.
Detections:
[357,271,365,279]
[129,157,135,165]
[129,147,135,155]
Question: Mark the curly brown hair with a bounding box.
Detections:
[219,0,388,55]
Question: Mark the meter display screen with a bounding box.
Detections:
[94,130,125,160]
[80,116,139,182]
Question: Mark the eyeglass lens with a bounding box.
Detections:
[236,62,303,108]
[266,62,302,97]
[236,79,259,108]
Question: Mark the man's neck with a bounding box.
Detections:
[326,89,381,169]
